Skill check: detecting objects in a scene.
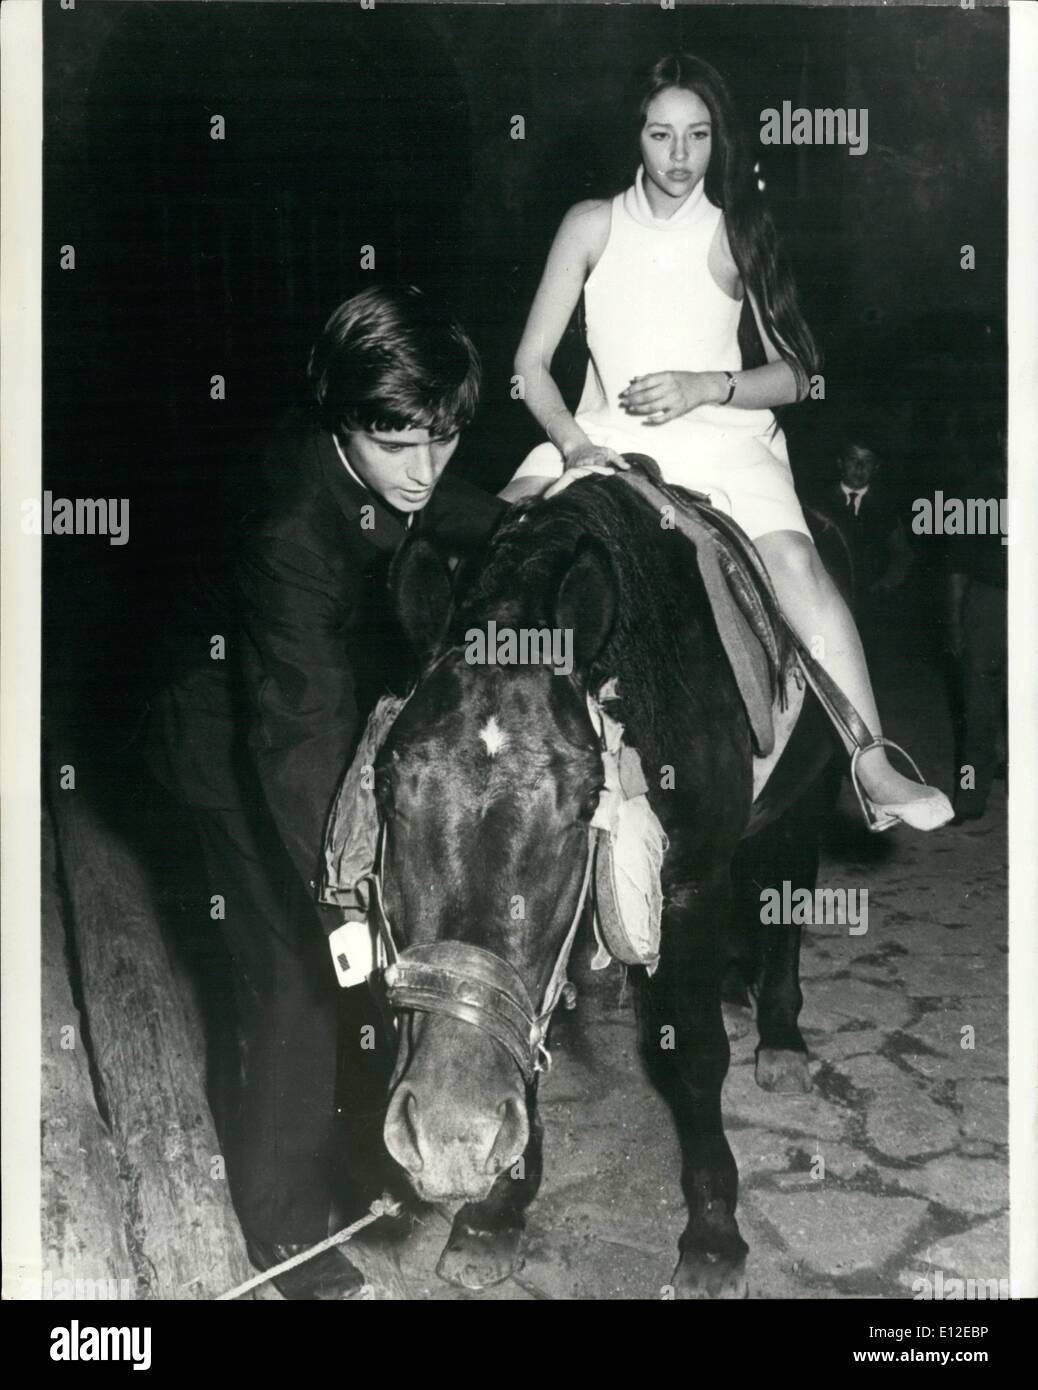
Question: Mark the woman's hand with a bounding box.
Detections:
[545,464,616,499]
[562,440,628,472]
[619,371,722,425]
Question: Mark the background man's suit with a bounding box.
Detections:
[811,478,909,598]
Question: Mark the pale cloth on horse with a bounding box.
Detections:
[510,167,811,543]
[587,685,667,974]
[319,693,407,915]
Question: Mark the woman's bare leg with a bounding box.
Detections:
[755,530,947,809]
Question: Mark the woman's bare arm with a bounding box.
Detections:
[513,201,603,456]
[734,287,806,407]
[722,216,805,408]
[499,202,625,503]
[618,326,802,421]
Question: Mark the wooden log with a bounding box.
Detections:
[49,780,251,1299]
[41,806,134,1298]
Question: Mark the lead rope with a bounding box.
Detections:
[216,1195,403,1301]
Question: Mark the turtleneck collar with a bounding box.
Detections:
[624,164,710,229]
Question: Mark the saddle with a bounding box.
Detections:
[618,455,793,757]
[618,456,884,780]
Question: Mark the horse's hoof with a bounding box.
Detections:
[668,1250,749,1300]
[755,1047,812,1094]
[436,1220,523,1290]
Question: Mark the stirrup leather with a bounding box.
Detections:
[785,628,943,833]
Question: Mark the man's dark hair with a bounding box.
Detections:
[307,284,481,439]
[834,412,887,463]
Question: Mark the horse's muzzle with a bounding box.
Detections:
[384,1010,529,1203]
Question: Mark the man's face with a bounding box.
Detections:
[339,426,460,513]
[838,444,879,491]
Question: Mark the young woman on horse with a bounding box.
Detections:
[503,52,952,832]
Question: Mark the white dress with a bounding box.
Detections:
[511,167,811,541]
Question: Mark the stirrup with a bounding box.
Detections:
[850,737,945,834]
[786,624,952,833]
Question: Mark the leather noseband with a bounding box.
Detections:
[372,822,596,1086]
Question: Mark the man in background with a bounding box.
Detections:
[811,429,913,649]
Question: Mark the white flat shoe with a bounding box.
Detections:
[851,738,955,834]
[861,788,955,833]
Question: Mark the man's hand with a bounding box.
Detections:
[619,371,721,425]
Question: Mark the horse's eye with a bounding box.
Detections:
[582,788,605,820]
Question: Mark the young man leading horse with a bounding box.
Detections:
[142,285,505,1299]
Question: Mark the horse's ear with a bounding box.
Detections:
[553,536,617,673]
[390,533,453,663]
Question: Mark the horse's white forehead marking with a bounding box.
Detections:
[478,716,509,757]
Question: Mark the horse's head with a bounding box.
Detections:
[378,530,616,1203]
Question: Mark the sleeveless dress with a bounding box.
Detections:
[511,167,811,541]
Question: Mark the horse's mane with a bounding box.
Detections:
[451,476,730,766]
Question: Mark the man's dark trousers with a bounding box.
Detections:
[194,801,341,1249]
[955,578,1007,818]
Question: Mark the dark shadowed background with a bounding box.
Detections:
[43,0,1007,738]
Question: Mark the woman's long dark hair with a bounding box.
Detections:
[634,54,821,398]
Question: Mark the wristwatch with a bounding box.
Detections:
[721,371,737,405]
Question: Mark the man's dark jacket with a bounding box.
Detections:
[144,410,505,897]
[810,480,906,593]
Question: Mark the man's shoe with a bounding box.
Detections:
[245,1238,368,1301]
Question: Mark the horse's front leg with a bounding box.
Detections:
[436,1098,543,1290]
[639,880,748,1299]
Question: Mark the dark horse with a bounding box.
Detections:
[376,473,841,1297]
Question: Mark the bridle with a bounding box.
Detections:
[371,815,598,1088]
[367,646,605,1087]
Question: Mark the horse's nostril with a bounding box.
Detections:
[403,1091,423,1166]
[386,1086,424,1173]
[484,1096,529,1177]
